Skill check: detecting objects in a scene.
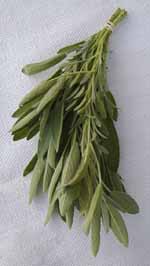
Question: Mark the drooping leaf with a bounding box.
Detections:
[91,204,101,256]
[27,122,39,140]
[110,191,139,214]
[102,118,120,172]
[29,158,45,204]
[48,155,64,202]
[51,101,64,152]
[101,200,110,232]
[83,184,102,235]
[59,184,80,217]
[23,154,38,176]
[66,142,91,186]
[62,134,80,185]
[11,110,38,133]
[13,126,29,141]
[66,205,74,229]
[107,203,128,247]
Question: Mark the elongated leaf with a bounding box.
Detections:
[12,95,42,118]
[48,155,64,202]
[79,176,93,216]
[37,79,64,113]
[13,126,29,141]
[107,204,128,247]
[62,135,80,185]
[11,110,38,133]
[96,92,107,119]
[23,154,38,176]
[20,78,57,106]
[59,184,80,217]
[83,184,102,235]
[44,188,60,225]
[51,101,64,152]
[91,204,101,256]
[102,118,120,172]
[66,206,74,229]
[29,158,45,204]
[110,172,125,192]
[57,41,84,54]
[110,191,139,214]
[105,91,118,121]
[43,135,56,192]
[66,142,91,186]
[22,54,66,75]
[101,200,110,232]
[27,123,39,140]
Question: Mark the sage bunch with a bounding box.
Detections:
[11,8,139,256]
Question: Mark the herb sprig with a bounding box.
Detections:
[11,8,139,256]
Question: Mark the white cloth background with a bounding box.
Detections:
[0,0,150,265]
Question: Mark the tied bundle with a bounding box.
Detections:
[11,8,139,256]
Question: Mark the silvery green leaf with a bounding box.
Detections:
[51,101,64,152]
[29,158,45,204]
[44,187,60,225]
[101,200,110,232]
[22,54,66,75]
[66,206,74,229]
[105,91,118,121]
[27,123,39,140]
[57,41,84,54]
[59,184,80,217]
[91,204,101,256]
[102,119,120,172]
[43,164,53,192]
[110,172,125,192]
[110,191,139,214]
[48,155,64,203]
[62,133,80,185]
[13,126,29,141]
[20,78,57,106]
[12,95,42,118]
[11,110,38,133]
[37,79,64,113]
[23,154,37,176]
[83,184,102,235]
[66,142,91,186]
[96,92,107,119]
[79,174,93,216]
[107,204,128,247]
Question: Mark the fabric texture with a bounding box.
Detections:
[0,0,150,265]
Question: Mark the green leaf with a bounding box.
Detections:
[11,110,38,133]
[66,142,91,186]
[101,200,110,232]
[13,126,29,141]
[83,184,102,235]
[27,122,39,140]
[51,101,64,152]
[42,133,56,192]
[12,95,42,118]
[107,204,128,247]
[37,79,64,113]
[105,91,118,121]
[22,54,66,75]
[48,155,64,202]
[62,134,80,185]
[29,158,45,204]
[44,187,60,225]
[110,172,125,192]
[96,92,107,119]
[23,154,38,176]
[102,119,120,172]
[79,175,93,216]
[20,79,58,106]
[59,184,80,217]
[91,204,101,256]
[110,191,139,214]
[66,206,74,229]
[57,41,84,54]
